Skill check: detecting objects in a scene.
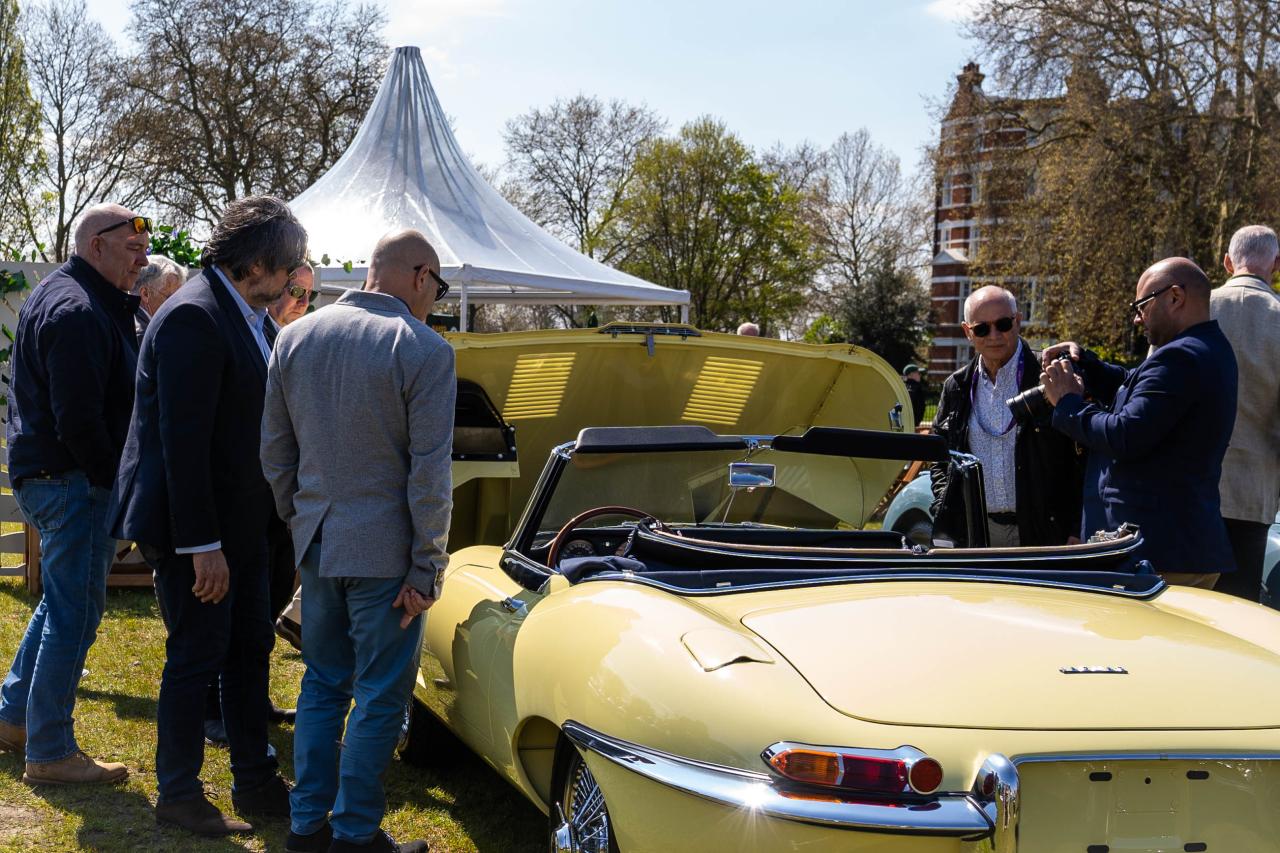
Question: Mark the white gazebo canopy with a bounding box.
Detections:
[290,46,689,329]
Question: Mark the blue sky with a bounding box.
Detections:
[86,0,979,176]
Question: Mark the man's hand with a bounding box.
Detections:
[393,584,437,629]
[1040,358,1085,406]
[192,549,230,604]
[1041,341,1083,368]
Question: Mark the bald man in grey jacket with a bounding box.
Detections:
[261,229,454,853]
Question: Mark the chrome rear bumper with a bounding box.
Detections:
[565,721,1280,849]
[562,720,994,838]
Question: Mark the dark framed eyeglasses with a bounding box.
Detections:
[1129,283,1176,316]
[413,264,450,300]
[967,316,1015,338]
[96,216,154,237]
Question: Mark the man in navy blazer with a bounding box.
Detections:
[1040,257,1238,587]
[110,197,307,837]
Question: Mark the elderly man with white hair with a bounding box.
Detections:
[929,285,1082,547]
[132,254,187,342]
[1213,225,1280,600]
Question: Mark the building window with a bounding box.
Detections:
[944,226,971,252]
[1021,279,1043,327]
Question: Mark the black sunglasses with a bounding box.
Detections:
[1129,283,1176,316]
[968,316,1015,338]
[413,264,450,300]
[96,216,154,237]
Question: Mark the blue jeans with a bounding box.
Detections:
[152,538,277,804]
[0,471,115,763]
[291,545,423,843]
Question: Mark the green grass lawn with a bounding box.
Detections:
[0,577,543,852]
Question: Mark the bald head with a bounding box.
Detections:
[963,285,1018,322]
[72,202,150,291]
[366,229,442,322]
[1133,257,1211,346]
[74,203,140,256]
[1142,257,1211,302]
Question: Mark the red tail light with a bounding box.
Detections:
[908,757,944,794]
[763,742,944,797]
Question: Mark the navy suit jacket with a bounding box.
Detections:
[1051,320,1238,575]
[109,271,275,555]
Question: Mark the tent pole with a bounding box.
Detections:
[680,304,689,324]
[459,282,468,332]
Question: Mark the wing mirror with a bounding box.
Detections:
[729,462,775,489]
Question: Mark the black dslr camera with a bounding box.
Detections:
[1006,354,1075,424]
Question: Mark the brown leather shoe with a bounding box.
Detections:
[23,750,128,785]
[156,795,253,837]
[0,718,24,757]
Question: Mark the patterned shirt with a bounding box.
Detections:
[967,340,1022,514]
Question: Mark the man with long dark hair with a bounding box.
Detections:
[111,196,307,836]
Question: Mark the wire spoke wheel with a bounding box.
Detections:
[558,750,614,853]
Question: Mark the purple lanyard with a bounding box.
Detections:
[969,356,1024,436]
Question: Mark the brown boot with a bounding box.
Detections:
[23,750,128,785]
[0,718,24,757]
[156,795,253,837]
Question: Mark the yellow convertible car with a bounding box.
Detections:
[402,325,1280,852]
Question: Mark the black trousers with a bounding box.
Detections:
[152,540,277,803]
[1213,517,1270,602]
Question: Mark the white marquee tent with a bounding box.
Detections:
[291,46,690,329]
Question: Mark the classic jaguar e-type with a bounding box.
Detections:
[403,325,1280,852]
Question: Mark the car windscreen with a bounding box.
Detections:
[533,447,911,535]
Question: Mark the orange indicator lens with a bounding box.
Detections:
[768,749,842,787]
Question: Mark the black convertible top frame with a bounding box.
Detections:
[573,425,949,461]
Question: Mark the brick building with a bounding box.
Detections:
[927,63,1053,382]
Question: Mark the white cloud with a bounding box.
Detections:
[924,0,980,21]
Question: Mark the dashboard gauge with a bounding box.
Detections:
[562,539,596,558]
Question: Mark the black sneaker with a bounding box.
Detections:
[232,773,292,819]
[286,820,333,852]
[328,829,428,852]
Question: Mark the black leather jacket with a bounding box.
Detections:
[929,340,1083,546]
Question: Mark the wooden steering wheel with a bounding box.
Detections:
[544,505,655,568]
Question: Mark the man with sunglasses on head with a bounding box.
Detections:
[110,196,307,836]
[1039,258,1238,589]
[930,285,1083,547]
[262,228,452,853]
[0,204,148,785]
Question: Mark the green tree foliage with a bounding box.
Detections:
[148,225,202,267]
[805,262,932,371]
[0,0,45,257]
[618,118,817,332]
[503,95,664,264]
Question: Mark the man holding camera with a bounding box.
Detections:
[1040,258,1238,588]
[931,285,1082,547]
